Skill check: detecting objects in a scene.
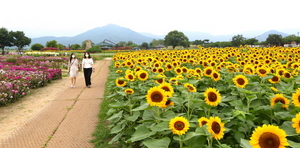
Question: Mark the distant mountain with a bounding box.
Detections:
[31,24,154,46]
[255,30,289,42]
[31,24,297,46]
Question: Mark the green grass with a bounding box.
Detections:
[91,83,119,148]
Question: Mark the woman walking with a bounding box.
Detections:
[68,53,79,88]
[82,52,94,88]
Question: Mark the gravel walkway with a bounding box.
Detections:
[0,59,111,148]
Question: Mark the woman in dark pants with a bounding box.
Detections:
[81,52,94,88]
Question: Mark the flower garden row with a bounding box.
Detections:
[0,56,67,106]
[105,46,300,148]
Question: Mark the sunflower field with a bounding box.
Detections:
[104,46,300,148]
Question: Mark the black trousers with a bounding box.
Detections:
[83,68,92,86]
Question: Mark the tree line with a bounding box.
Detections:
[0,27,31,55]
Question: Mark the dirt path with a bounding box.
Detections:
[0,59,111,148]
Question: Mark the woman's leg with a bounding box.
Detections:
[87,68,93,86]
[73,77,76,87]
[70,77,74,87]
[83,68,89,86]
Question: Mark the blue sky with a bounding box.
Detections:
[1,0,300,38]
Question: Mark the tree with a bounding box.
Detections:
[164,30,189,49]
[46,40,58,48]
[31,43,44,51]
[117,41,127,47]
[191,40,204,45]
[71,44,81,50]
[231,34,245,47]
[11,31,31,53]
[57,44,65,50]
[141,42,149,49]
[0,27,13,55]
[242,38,259,45]
[86,45,101,53]
[266,34,282,46]
[150,39,165,47]
[282,35,297,44]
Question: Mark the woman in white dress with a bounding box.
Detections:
[68,53,79,88]
[82,52,94,88]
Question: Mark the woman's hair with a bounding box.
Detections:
[84,52,91,59]
[69,53,75,63]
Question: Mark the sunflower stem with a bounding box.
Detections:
[187,92,191,120]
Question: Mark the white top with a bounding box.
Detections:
[82,58,94,68]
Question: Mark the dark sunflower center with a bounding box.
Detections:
[213,73,218,79]
[158,69,163,73]
[201,121,207,126]
[259,69,267,74]
[206,69,212,75]
[118,80,124,85]
[167,65,172,69]
[284,73,291,78]
[140,73,147,79]
[152,68,157,72]
[212,122,221,134]
[176,69,182,73]
[162,86,170,92]
[275,98,285,104]
[208,92,217,102]
[174,121,185,130]
[188,86,194,91]
[128,75,134,79]
[151,91,163,102]
[272,76,279,82]
[126,90,132,94]
[157,79,163,83]
[165,100,171,105]
[237,78,245,85]
[298,95,300,102]
[183,68,187,73]
[258,132,280,148]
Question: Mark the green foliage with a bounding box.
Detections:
[11,31,31,52]
[46,40,58,48]
[0,27,13,54]
[31,43,44,51]
[242,38,259,45]
[151,39,165,47]
[141,42,149,49]
[56,43,65,50]
[164,30,189,49]
[70,44,81,50]
[86,45,102,53]
[266,34,282,46]
[231,34,245,47]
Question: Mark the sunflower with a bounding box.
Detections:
[271,94,290,109]
[249,124,289,148]
[115,77,126,87]
[243,64,255,75]
[268,75,281,84]
[211,70,221,81]
[136,70,149,81]
[198,117,209,127]
[161,100,175,108]
[292,113,300,133]
[165,63,173,71]
[169,116,190,135]
[174,67,183,75]
[195,68,203,75]
[181,66,188,73]
[184,83,197,92]
[116,70,123,73]
[158,82,174,97]
[157,67,165,74]
[256,67,269,77]
[206,116,226,140]
[125,88,134,94]
[204,66,214,77]
[292,90,300,107]
[233,75,248,88]
[204,88,222,106]
[146,86,168,107]
[282,71,292,79]
[125,73,135,81]
[154,74,165,84]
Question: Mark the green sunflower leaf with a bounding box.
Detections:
[142,137,171,148]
